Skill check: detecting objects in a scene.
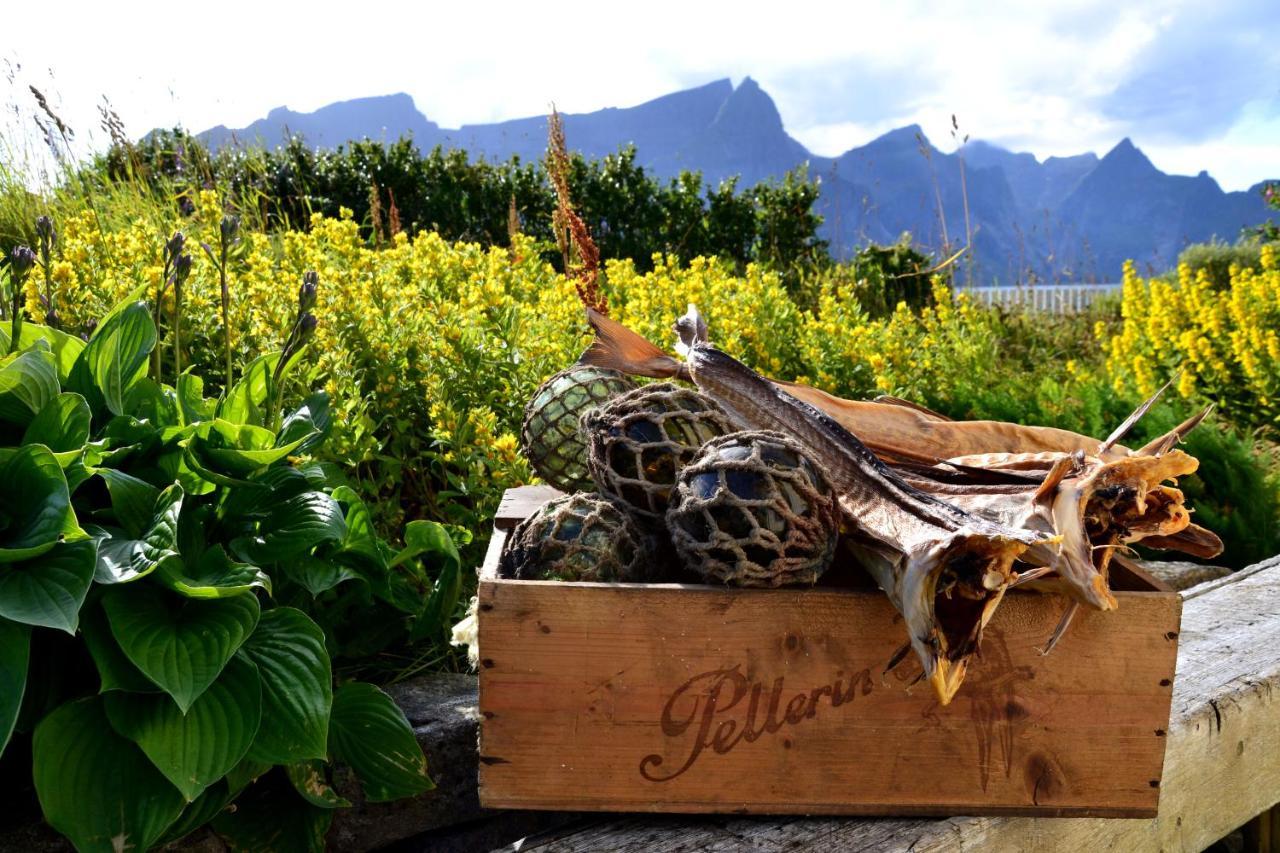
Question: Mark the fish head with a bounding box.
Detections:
[899,531,1027,705]
[673,304,709,354]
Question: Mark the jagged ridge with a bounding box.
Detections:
[194,81,1275,281]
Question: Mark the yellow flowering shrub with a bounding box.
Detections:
[795,279,1002,404]
[1106,252,1280,432]
[40,195,588,543]
[604,255,806,377]
[35,192,1280,568]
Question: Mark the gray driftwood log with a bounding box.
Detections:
[513,557,1280,852]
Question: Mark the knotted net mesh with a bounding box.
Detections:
[583,383,735,520]
[668,430,839,587]
[500,492,652,582]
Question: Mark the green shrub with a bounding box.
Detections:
[14,129,828,279]
[1174,238,1280,290]
[0,243,461,848]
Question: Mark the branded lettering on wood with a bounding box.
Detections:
[641,665,875,781]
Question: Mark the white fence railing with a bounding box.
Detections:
[967,283,1121,313]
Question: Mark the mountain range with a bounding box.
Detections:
[197,79,1276,282]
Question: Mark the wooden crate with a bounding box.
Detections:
[477,486,1182,818]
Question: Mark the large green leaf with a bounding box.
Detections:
[123,376,181,427]
[68,300,157,417]
[329,682,433,802]
[105,656,263,801]
[220,466,318,522]
[225,755,272,796]
[238,607,331,763]
[282,557,361,597]
[212,773,332,853]
[0,443,83,563]
[98,468,161,538]
[0,539,97,632]
[0,346,59,426]
[236,491,346,564]
[33,696,186,853]
[333,485,390,572]
[103,584,260,712]
[0,618,30,758]
[177,371,215,425]
[189,418,309,478]
[391,519,460,569]
[276,391,331,453]
[217,349,304,427]
[157,780,234,846]
[81,600,161,693]
[93,483,183,583]
[22,392,91,465]
[0,320,87,382]
[416,554,462,642]
[217,352,278,428]
[285,760,351,809]
[403,521,463,642]
[158,545,272,599]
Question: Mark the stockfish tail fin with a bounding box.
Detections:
[1139,522,1224,559]
[1100,378,1173,453]
[579,307,687,380]
[1137,404,1215,456]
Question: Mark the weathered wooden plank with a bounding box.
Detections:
[495,485,561,529]
[517,557,1280,852]
[479,579,1179,817]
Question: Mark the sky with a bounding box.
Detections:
[4,0,1278,191]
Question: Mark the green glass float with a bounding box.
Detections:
[521,365,638,492]
[500,493,654,582]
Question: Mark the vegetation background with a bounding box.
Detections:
[1,102,1278,850]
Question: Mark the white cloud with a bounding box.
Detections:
[2,0,1277,190]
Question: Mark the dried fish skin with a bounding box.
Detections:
[778,380,1134,464]
[902,449,1207,610]
[670,327,1049,706]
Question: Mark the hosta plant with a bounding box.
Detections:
[0,246,455,851]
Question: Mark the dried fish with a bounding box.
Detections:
[582,307,1051,705]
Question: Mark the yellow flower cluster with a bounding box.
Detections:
[604,255,804,378]
[1105,254,1280,430]
[794,278,999,402]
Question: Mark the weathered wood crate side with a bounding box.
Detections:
[478,487,1181,818]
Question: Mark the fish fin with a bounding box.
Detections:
[579,307,685,379]
[1011,565,1054,587]
[1032,454,1078,505]
[883,640,912,674]
[1038,600,1080,656]
[1099,378,1173,453]
[1137,404,1214,456]
[872,395,953,421]
[1139,522,1224,558]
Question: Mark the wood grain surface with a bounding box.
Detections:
[478,490,1180,819]
[516,557,1280,852]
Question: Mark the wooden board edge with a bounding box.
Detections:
[1182,554,1280,600]
[475,793,1157,820]
[479,527,508,581]
[495,485,561,529]
[1112,553,1174,593]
